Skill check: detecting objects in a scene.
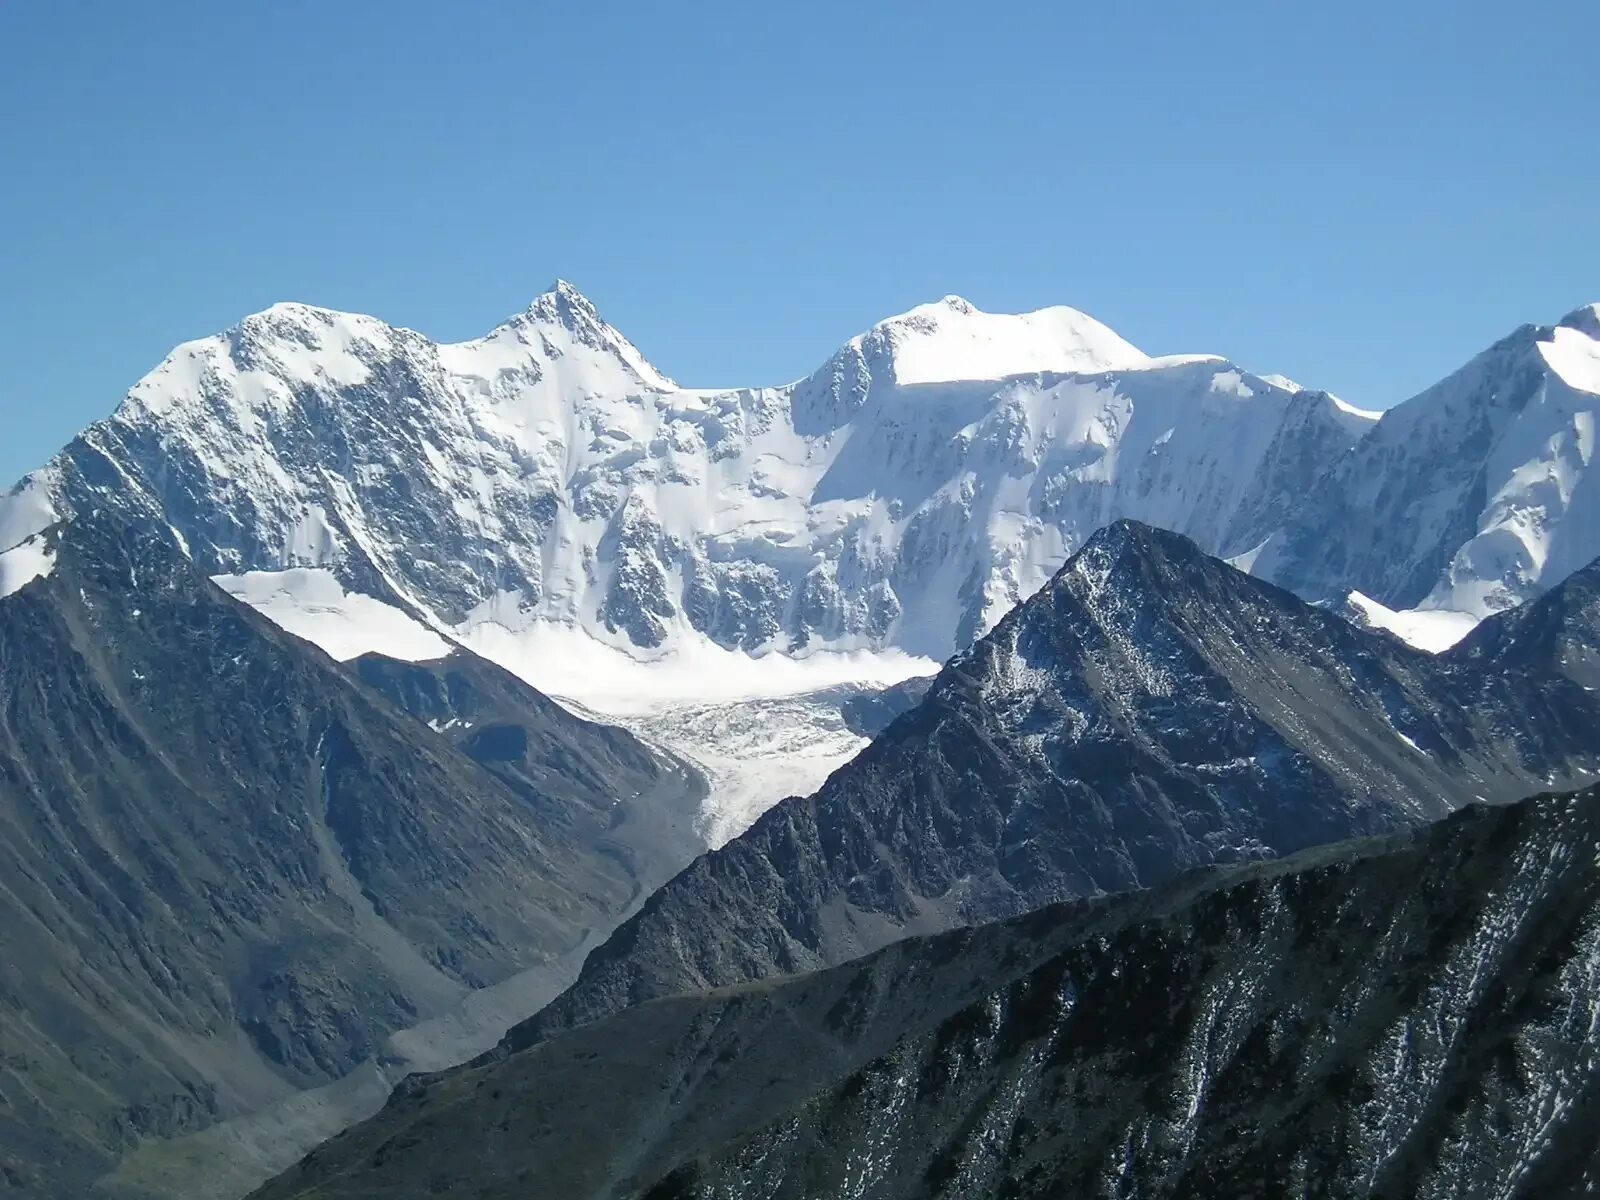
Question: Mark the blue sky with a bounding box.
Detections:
[2,0,1595,485]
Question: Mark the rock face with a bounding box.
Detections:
[1255,303,1600,618]
[251,785,1600,1200]
[838,674,936,737]
[489,522,1600,1049]
[0,285,1375,673]
[1450,553,1600,689]
[0,517,701,1199]
[348,649,704,870]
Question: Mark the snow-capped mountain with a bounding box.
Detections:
[0,283,1369,682]
[8,285,1598,839]
[485,523,1600,1052]
[0,283,1386,841]
[1255,303,1600,626]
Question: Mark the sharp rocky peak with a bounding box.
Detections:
[519,277,607,329]
[1054,518,1220,596]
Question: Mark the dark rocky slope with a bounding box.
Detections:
[254,785,1600,1199]
[499,521,1600,1050]
[838,674,935,738]
[349,650,704,899]
[0,519,700,1198]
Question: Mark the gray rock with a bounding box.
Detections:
[250,785,1600,1199]
[0,515,703,1198]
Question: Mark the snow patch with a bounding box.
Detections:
[213,568,454,662]
[1227,535,1274,575]
[0,473,59,553]
[0,534,56,599]
[1345,591,1479,653]
[1331,394,1383,420]
[1538,325,1600,396]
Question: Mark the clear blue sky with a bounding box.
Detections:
[2,0,1596,485]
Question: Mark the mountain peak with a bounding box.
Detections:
[850,295,1149,386]
[490,280,673,390]
[521,278,605,327]
[1063,518,1205,580]
[1557,302,1600,339]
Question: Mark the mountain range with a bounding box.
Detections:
[0,286,1597,1198]
[4,285,1595,843]
[254,784,1600,1199]
[473,520,1600,1054]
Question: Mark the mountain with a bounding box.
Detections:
[0,283,1377,838]
[1450,553,1600,689]
[252,784,1600,1199]
[838,674,936,737]
[5,288,1599,834]
[482,521,1600,1051]
[0,517,702,1199]
[0,284,1370,670]
[347,649,702,863]
[1255,303,1600,621]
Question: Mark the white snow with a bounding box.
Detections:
[1421,314,1600,617]
[1226,535,1274,575]
[1331,394,1383,421]
[213,568,454,662]
[0,533,56,599]
[847,295,1150,386]
[1394,730,1425,755]
[1538,324,1600,396]
[1346,591,1479,653]
[456,618,932,714]
[0,472,58,553]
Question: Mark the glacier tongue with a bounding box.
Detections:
[454,621,936,846]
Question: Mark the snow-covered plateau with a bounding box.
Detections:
[4,286,1597,835]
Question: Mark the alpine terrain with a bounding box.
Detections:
[0,284,1376,842]
[436,522,1600,1066]
[2,285,1598,1200]
[3,287,1595,839]
[1256,303,1600,633]
[254,785,1600,1199]
[0,517,702,1199]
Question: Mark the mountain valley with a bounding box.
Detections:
[0,286,1597,1198]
